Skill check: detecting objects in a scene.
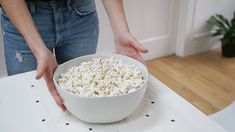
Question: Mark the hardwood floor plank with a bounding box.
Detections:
[146,49,235,115]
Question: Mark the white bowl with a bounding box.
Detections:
[53,54,149,123]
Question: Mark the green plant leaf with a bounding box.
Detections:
[212,29,225,37]
[215,14,230,27]
[208,12,235,42]
[232,30,235,37]
[212,32,222,37]
[207,16,228,31]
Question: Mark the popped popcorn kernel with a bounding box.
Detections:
[58,57,145,97]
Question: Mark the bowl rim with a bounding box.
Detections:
[53,53,149,99]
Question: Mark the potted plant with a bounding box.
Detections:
[207,11,235,57]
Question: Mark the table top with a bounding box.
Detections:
[0,71,227,132]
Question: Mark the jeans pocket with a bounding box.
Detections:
[72,0,96,16]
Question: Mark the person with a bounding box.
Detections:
[0,0,148,111]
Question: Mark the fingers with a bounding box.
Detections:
[130,40,148,53]
[35,63,46,80]
[134,53,145,64]
[44,70,67,111]
[128,46,146,64]
[60,104,67,112]
[52,93,66,111]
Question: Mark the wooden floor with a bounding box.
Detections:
[146,49,235,115]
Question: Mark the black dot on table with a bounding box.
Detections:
[89,128,93,131]
[31,85,34,87]
[145,114,150,117]
[151,101,155,104]
[42,119,46,122]
[36,100,39,103]
[65,122,69,125]
[171,119,175,122]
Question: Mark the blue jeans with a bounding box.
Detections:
[1,0,99,76]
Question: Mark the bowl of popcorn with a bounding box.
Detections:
[53,54,148,123]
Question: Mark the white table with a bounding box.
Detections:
[0,71,228,132]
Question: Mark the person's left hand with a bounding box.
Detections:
[115,32,148,63]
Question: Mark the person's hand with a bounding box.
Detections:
[34,48,66,111]
[115,32,148,63]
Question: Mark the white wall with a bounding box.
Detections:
[176,0,235,56]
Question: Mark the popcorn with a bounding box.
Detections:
[58,57,145,97]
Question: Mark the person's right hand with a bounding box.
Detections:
[35,48,66,111]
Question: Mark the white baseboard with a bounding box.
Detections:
[183,37,221,56]
[140,35,174,60]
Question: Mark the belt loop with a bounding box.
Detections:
[67,0,73,11]
[28,0,36,14]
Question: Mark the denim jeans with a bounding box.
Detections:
[1,0,99,76]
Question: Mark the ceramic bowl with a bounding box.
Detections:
[53,54,148,123]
